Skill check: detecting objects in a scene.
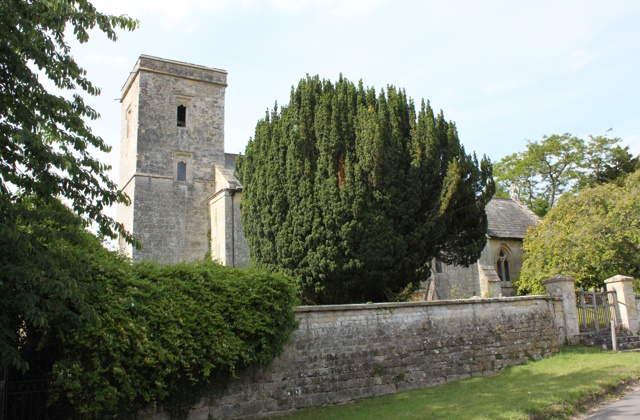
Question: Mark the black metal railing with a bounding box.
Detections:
[2,344,67,420]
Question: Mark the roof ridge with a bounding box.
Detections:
[485,197,540,239]
[511,198,542,223]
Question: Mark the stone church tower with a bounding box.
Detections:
[117,55,248,266]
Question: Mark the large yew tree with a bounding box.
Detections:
[236,76,494,304]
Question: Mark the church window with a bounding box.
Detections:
[173,150,193,182]
[497,249,510,282]
[177,161,187,181]
[177,105,187,127]
[435,259,443,273]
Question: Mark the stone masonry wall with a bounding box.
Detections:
[119,56,227,263]
[435,237,525,299]
[434,263,480,298]
[144,296,563,419]
[480,237,525,296]
[231,191,249,267]
[117,69,140,259]
[135,66,225,180]
[132,177,213,263]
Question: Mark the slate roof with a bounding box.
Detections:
[215,163,243,190]
[224,153,238,172]
[485,198,541,239]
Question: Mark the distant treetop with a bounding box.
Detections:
[494,132,639,217]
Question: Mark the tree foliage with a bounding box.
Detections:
[494,134,585,217]
[1,200,298,418]
[0,199,116,370]
[494,133,638,217]
[1,0,137,369]
[50,259,298,419]
[516,170,640,294]
[236,76,494,304]
[580,133,639,188]
[1,0,138,237]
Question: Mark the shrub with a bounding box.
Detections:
[516,170,640,294]
[50,260,298,418]
[0,198,122,371]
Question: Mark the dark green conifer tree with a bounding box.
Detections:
[237,76,494,304]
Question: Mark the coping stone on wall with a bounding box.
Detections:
[293,295,552,312]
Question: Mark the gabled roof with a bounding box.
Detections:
[486,198,541,239]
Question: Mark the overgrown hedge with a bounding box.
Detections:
[50,259,298,418]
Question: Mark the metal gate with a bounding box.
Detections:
[2,345,67,420]
[576,287,618,332]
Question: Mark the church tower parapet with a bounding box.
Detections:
[118,55,227,263]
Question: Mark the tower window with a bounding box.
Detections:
[177,105,186,127]
[497,249,510,282]
[177,161,187,181]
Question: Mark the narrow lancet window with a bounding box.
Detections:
[177,105,186,127]
[177,161,187,181]
[497,249,510,282]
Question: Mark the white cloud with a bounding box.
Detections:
[269,0,304,13]
[92,0,386,27]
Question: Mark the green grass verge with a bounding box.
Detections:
[283,346,640,419]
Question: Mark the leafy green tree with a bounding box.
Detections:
[0,199,123,370]
[1,0,137,369]
[237,76,494,304]
[579,132,639,187]
[494,134,585,217]
[516,170,640,294]
[1,199,299,418]
[495,133,638,217]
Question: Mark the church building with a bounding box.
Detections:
[117,55,539,299]
[421,198,541,299]
[117,55,249,266]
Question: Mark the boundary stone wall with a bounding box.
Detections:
[144,296,563,419]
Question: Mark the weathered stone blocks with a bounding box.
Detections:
[606,275,639,334]
[142,296,563,419]
[118,56,228,263]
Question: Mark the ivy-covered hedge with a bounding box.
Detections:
[50,259,298,418]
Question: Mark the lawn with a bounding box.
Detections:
[282,347,640,419]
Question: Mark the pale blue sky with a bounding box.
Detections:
[72,0,640,189]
